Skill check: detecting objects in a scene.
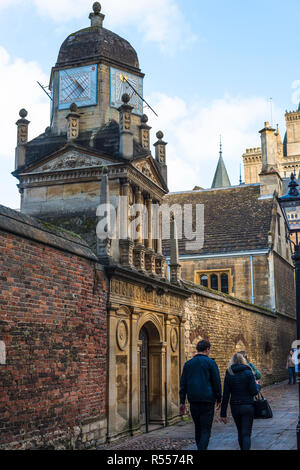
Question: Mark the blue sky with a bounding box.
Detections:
[1,0,300,209]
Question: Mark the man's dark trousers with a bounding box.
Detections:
[189,402,215,450]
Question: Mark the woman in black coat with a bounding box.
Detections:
[220,353,258,450]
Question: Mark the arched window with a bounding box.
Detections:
[221,273,229,294]
[200,275,208,288]
[210,274,218,291]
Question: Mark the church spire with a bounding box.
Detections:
[211,137,231,189]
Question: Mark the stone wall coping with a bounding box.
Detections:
[183,280,283,320]
[0,204,97,262]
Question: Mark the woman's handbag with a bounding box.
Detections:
[253,392,273,419]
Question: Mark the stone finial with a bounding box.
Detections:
[139,114,151,150]
[66,103,80,141]
[122,93,131,104]
[89,2,105,27]
[93,2,101,13]
[15,109,30,170]
[16,109,30,145]
[154,130,168,185]
[19,109,28,119]
[118,95,134,160]
[70,102,78,113]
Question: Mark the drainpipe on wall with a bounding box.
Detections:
[250,255,255,304]
[268,251,276,311]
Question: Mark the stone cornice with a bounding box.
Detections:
[105,265,191,299]
[18,162,166,201]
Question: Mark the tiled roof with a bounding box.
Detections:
[163,184,274,257]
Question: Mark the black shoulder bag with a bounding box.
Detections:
[253,392,273,419]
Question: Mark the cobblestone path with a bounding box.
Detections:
[97,382,298,451]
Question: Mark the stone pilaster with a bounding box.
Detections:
[119,239,134,268]
[97,167,112,264]
[139,114,151,150]
[66,103,80,141]
[130,311,141,433]
[135,187,144,245]
[146,196,153,250]
[133,245,146,272]
[165,316,172,422]
[107,306,118,442]
[145,250,156,275]
[154,131,168,186]
[119,94,134,160]
[169,215,181,283]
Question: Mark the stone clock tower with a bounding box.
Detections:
[12,3,189,442]
[50,2,144,138]
[12,2,169,248]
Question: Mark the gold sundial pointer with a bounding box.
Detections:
[119,74,128,83]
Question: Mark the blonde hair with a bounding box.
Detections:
[227,352,248,375]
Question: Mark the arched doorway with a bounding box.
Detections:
[138,321,163,426]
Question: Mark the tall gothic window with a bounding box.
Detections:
[221,273,229,294]
[200,275,208,288]
[210,274,218,291]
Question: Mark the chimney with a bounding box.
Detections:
[154,131,168,186]
[15,109,30,170]
[89,2,105,27]
[259,122,282,197]
[66,103,80,141]
[169,214,181,284]
[119,93,134,160]
[259,121,277,172]
[139,114,151,150]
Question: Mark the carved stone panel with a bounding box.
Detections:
[170,328,178,353]
[30,150,111,173]
[116,320,129,351]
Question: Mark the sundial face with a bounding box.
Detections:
[58,64,98,110]
[110,67,143,115]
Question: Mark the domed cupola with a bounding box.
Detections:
[49,2,144,136]
[56,2,140,73]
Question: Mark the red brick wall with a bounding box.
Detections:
[0,230,108,449]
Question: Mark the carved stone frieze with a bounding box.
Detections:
[30,150,109,173]
[110,278,184,314]
[132,160,161,187]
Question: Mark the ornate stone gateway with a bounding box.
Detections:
[106,269,190,441]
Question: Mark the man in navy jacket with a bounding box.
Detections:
[180,340,222,450]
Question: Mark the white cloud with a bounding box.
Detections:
[0,46,49,209]
[148,93,285,192]
[0,0,196,53]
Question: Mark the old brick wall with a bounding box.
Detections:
[184,286,296,387]
[0,228,108,450]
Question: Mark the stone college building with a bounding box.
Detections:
[0,3,297,449]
